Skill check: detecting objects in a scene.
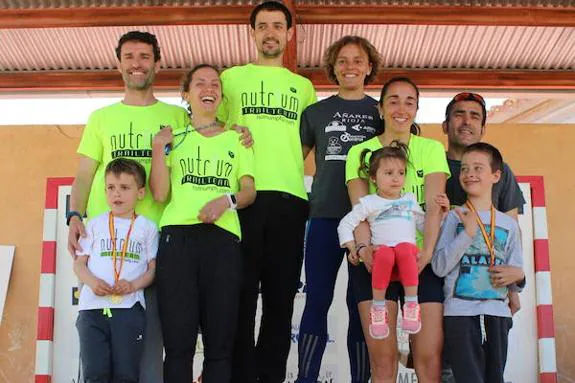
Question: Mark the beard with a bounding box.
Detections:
[260,39,283,58]
[122,70,155,91]
[262,48,282,58]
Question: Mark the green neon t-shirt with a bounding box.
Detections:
[159,130,254,238]
[345,134,450,245]
[77,101,189,224]
[218,63,317,200]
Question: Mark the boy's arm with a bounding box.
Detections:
[134,259,156,290]
[73,256,113,296]
[431,211,474,277]
[490,220,525,289]
[113,259,156,295]
[131,226,159,291]
[114,226,158,295]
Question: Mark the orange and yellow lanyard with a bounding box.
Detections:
[108,211,136,284]
[465,201,496,267]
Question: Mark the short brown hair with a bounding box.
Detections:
[105,158,146,188]
[115,31,161,62]
[323,36,381,85]
[250,1,292,29]
[463,142,503,173]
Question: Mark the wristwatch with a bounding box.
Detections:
[226,193,238,210]
[66,210,83,226]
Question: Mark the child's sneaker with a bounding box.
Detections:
[401,302,422,334]
[369,304,389,339]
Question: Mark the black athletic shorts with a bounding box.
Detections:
[349,263,444,304]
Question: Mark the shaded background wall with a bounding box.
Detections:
[0,123,573,382]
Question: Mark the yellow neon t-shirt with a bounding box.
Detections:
[345,134,450,245]
[159,130,254,239]
[78,101,189,224]
[218,63,317,200]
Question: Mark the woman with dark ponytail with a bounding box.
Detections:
[345,77,450,382]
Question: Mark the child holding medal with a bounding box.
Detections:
[432,142,525,383]
[74,158,158,382]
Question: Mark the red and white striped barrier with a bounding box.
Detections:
[33,176,557,382]
[35,177,74,383]
[517,176,557,383]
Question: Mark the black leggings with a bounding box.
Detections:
[156,224,242,383]
[232,191,309,383]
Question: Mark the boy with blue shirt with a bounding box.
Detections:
[432,143,524,383]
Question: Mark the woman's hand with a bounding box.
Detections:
[68,216,86,258]
[153,126,174,150]
[343,242,360,266]
[198,196,230,224]
[358,245,373,273]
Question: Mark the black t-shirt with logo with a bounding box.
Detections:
[300,95,381,218]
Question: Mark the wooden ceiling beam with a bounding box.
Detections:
[0,6,253,28]
[283,0,298,73]
[1,5,575,29]
[2,69,575,92]
[303,69,575,90]
[296,5,575,27]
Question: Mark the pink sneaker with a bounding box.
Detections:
[402,302,422,334]
[369,304,390,339]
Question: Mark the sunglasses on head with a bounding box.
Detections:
[452,92,486,107]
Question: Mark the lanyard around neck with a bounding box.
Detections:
[465,201,496,267]
[108,212,136,283]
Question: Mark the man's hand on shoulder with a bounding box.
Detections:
[68,216,86,258]
[232,124,254,148]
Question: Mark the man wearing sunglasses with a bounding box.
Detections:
[441,92,526,383]
[443,92,525,229]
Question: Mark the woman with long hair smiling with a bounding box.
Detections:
[345,77,450,383]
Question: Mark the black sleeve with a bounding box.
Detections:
[499,163,526,214]
[300,106,315,148]
[516,277,527,289]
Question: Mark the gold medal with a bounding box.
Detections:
[109,294,123,304]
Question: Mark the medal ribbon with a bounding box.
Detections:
[465,201,496,267]
[108,212,136,284]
